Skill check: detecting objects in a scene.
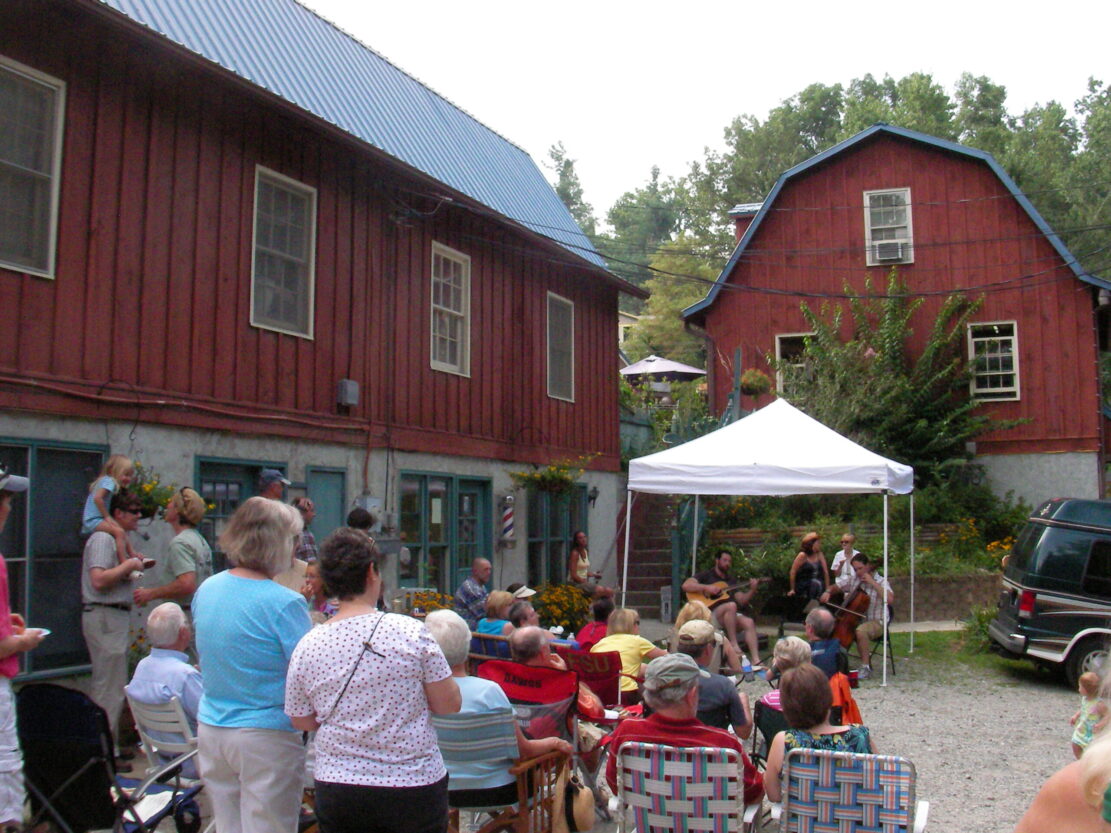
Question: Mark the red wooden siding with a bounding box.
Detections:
[704,134,1101,458]
[0,1,620,470]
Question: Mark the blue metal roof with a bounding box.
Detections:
[684,123,1111,318]
[93,0,608,272]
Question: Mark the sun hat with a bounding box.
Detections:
[0,467,29,493]
[173,487,207,526]
[512,585,537,599]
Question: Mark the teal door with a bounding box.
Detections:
[306,467,346,542]
[455,480,490,591]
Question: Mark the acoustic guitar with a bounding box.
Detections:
[685,577,771,608]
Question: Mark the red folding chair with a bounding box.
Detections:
[563,650,638,709]
[476,659,578,745]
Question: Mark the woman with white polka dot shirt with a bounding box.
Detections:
[286,528,461,833]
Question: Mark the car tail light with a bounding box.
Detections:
[1018,590,1036,618]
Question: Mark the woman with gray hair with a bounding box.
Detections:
[425,610,571,808]
[192,496,312,833]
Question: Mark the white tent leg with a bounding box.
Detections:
[909,492,916,653]
[621,490,634,609]
[882,491,889,688]
[691,495,700,576]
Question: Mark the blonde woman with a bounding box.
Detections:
[475,590,515,637]
[193,497,312,833]
[1015,726,1111,832]
[591,608,666,704]
[759,637,813,711]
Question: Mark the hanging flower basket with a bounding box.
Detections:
[131,461,178,520]
[509,455,596,494]
[739,368,773,396]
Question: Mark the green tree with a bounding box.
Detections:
[604,166,684,289]
[622,235,719,365]
[771,271,1022,484]
[954,73,1012,158]
[546,141,597,238]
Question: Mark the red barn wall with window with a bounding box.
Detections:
[696,133,1101,459]
[0,1,621,470]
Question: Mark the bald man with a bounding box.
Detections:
[453,558,492,628]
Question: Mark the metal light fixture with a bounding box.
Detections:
[588,486,599,508]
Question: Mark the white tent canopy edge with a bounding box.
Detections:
[623,398,915,686]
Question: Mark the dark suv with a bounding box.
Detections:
[989,498,1111,686]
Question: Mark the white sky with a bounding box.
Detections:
[301,0,1108,223]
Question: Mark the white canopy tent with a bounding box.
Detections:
[624,398,915,685]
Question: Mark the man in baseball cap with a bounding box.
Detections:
[675,620,751,734]
[604,652,763,804]
[258,469,291,501]
[0,466,45,828]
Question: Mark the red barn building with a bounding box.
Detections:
[684,124,1108,504]
[0,0,642,675]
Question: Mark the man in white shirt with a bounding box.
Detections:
[829,533,860,582]
[829,554,893,680]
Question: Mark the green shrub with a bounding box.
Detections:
[961,604,997,653]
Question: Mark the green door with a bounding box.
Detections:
[455,480,490,591]
[306,467,346,543]
[399,474,491,593]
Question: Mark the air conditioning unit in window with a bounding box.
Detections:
[874,241,909,262]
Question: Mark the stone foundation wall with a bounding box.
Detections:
[888,572,1002,622]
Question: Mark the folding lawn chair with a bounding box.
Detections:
[563,649,638,710]
[749,699,789,770]
[614,741,760,833]
[125,694,200,781]
[17,683,203,833]
[432,706,568,833]
[772,747,929,832]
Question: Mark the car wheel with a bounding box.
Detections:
[1066,637,1109,689]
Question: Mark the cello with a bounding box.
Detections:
[831,564,873,647]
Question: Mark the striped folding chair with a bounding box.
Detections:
[432,706,567,833]
[776,747,929,833]
[615,742,760,833]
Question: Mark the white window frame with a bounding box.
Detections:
[775,332,813,393]
[968,321,1020,401]
[863,188,914,266]
[547,292,575,402]
[0,55,65,279]
[429,241,471,376]
[249,166,316,339]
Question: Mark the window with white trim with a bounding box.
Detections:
[864,188,913,266]
[0,56,65,277]
[547,292,574,401]
[968,322,1019,400]
[430,242,470,375]
[251,167,316,338]
[775,332,812,394]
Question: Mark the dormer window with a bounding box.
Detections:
[864,188,913,266]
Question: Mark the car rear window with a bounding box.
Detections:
[1008,525,1111,592]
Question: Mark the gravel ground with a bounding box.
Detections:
[597,648,1076,833]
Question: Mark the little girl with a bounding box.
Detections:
[1071,671,1108,758]
[82,454,145,571]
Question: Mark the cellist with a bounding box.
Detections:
[819,554,893,680]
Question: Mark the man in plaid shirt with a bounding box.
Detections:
[453,558,491,628]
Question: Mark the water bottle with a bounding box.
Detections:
[741,656,754,682]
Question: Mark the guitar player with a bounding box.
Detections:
[681,550,763,668]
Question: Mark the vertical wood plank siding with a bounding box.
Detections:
[706,135,1100,457]
[0,3,619,469]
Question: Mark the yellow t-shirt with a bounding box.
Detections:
[591,633,658,691]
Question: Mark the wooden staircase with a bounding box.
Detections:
[620,493,679,618]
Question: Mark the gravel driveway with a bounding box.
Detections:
[598,649,1076,833]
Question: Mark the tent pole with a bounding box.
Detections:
[691,495,700,576]
[621,490,634,609]
[909,492,916,653]
[882,491,889,688]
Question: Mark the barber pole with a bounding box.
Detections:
[501,501,514,540]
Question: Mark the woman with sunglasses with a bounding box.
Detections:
[285,528,461,833]
[192,496,312,833]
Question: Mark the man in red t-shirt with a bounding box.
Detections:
[605,653,763,806]
[0,467,45,830]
